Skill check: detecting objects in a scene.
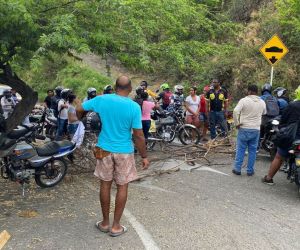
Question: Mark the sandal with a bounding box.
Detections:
[109,225,128,237]
[95,221,109,233]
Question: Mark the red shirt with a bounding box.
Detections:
[200,94,206,113]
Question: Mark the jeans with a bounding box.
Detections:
[68,123,79,137]
[209,111,227,139]
[234,128,260,174]
[55,118,67,141]
[142,120,151,139]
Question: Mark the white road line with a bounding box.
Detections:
[84,182,160,250]
[123,208,159,250]
[197,166,229,176]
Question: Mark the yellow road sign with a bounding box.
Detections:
[260,34,288,66]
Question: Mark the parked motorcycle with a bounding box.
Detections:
[29,108,57,140]
[283,140,300,193]
[0,125,76,195]
[147,106,200,150]
[260,117,280,159]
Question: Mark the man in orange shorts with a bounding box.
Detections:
[76,76,149,237]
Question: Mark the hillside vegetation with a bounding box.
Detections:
[1,0,300,100]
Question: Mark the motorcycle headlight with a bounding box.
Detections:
[295,158,300,167]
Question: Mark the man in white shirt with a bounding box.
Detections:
[232,85,266,176]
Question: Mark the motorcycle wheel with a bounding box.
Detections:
[178,126,201,145]
[35,158,68,188]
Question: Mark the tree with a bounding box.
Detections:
[0,0,89,133]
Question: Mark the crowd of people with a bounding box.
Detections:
[38,79,300,188]
[1,76,300,237]
[42,85,114,140]
[39,78,230,143]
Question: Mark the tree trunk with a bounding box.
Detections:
[0,63,38,133]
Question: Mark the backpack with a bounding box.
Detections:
[82,111,101,132]
[274,122,298,149]
[162,91,172,105]
[264,95,280,117]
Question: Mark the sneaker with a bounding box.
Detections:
[262,175,274,185]
[232,169,241,175]
[247,172,254,176]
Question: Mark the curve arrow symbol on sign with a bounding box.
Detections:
[269,56,278,64]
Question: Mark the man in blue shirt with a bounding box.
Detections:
[76,76,149,237]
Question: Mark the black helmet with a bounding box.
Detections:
[140,80,148,88]
[274,87,287,98]
[3,89,11,97]
[103,85,113,94]
[135,86,144,96]
[87,87,97,99]
[55,86,63,97]
[262,83,272,94]
[61,88,72,100]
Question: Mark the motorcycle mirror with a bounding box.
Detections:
[272,120,280,126]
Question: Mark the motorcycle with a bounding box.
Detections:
[260,117,280,159]
[0,125,76,195]
[147,106,200,150]
[284,140,300,193]
[29,108,57,140]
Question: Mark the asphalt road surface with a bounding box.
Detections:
[1,153,300,250]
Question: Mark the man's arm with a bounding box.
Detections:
[156,92,163,101]
[133,129,149,169]
[233,99,243,128]
[75,98,86,120]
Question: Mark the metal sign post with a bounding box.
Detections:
[270,66,274,86]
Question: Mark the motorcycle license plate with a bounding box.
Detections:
[295,158,300,167]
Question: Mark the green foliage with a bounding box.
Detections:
[2,0,300,102]
[23,53,112,100]
[56,60,112,98]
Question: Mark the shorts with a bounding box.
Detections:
[186,115,200,125]
[199,112,207,122]
[277,147,289,158]
[94,153,137,185]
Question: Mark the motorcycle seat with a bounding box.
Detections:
[293,140,300,146]
[56,140,76,152]
[7,126,29,139]
[0,138,16,150]
[36,141,60,157]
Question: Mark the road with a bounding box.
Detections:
[1,153,300,250]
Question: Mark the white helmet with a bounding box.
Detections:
[174,85,184,93]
